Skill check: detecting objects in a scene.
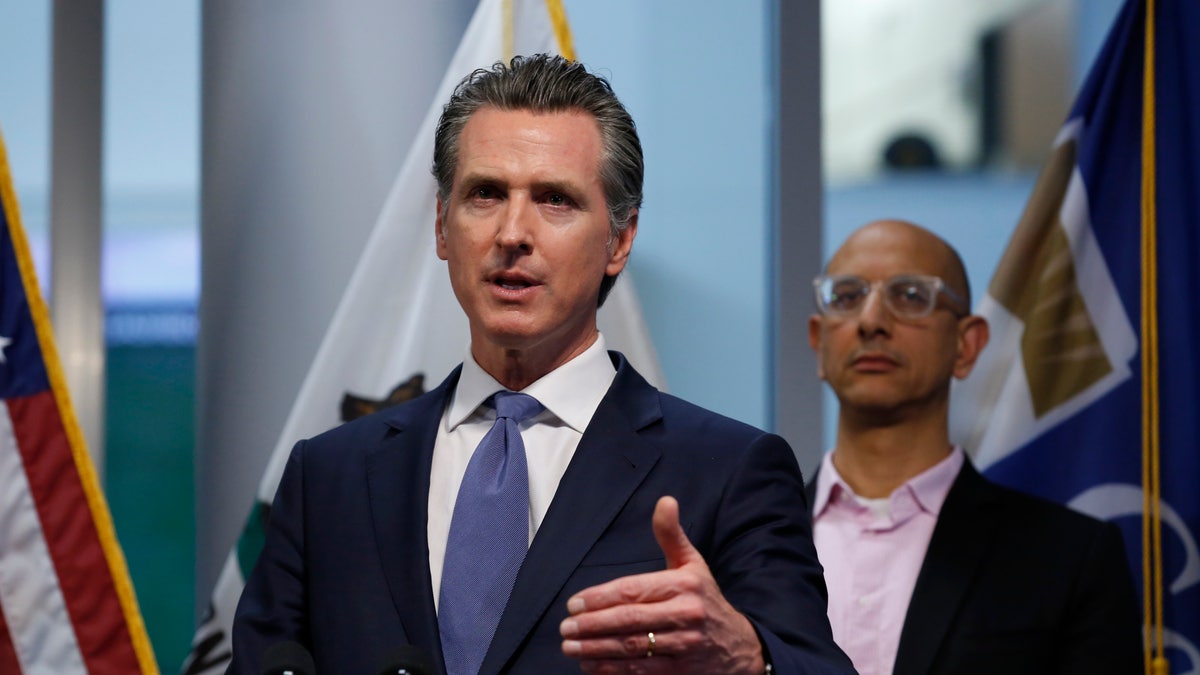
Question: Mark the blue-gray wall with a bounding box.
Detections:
[568,0,777,429]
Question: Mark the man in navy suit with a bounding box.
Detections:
[229,54,852,675]
[806,219,1142,674]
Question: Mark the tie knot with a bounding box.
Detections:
[490,391,544,423]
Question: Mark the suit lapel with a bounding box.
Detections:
[893,461,1001,675]
[367,367,460,672]
[480,354,663,675]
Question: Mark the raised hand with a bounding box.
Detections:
[559,496,766,674]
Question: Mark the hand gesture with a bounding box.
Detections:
[559,496,766,674]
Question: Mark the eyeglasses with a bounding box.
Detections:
[812,274,967,319]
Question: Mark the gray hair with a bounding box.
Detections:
[432,53,643,305]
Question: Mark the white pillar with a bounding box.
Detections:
[196,0,476,612]
[50,0,106,479]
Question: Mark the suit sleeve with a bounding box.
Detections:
[709,432,855,675]
[226,441,311,675]
[1052,521,1143,675]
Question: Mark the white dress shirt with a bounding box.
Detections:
[427,334,617,609]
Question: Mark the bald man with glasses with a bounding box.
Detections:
[805,219,1142,675]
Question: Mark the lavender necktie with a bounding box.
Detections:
[438,391,543,675]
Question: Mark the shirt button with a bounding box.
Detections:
[858,596,870,606]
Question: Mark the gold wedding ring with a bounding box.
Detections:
[646,631,656,658]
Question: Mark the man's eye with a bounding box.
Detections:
[546,193,568,206]
[892,284,931,307]
[473,186,496,199]
[829,286,865,308]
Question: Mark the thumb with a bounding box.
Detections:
[653,495,704,570]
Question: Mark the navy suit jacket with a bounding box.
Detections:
[809,459,1142,675]
[230,352,853,674]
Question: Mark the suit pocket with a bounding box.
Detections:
[574,517,663,568]
[576,539,663,569]
[565,558,667,602]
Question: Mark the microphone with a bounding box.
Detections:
[260,641,316,675]
[375,645,435,675]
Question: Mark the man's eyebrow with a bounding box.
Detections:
[531,179,586,198]
[457,171,505,187]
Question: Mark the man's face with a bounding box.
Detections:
[808,222,978,420]
[436,107,635,364]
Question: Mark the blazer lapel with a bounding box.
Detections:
[893,461,1000,675]
[480,354,663,675]
[367,367,460,672]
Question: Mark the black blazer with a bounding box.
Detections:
[230,352,854,674]
[809,458,1142,675]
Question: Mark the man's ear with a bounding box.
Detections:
[952,315,990,380]
[605,210,638,277]
[808,314,826,380]
[435,195,448,261]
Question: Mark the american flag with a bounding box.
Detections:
[0,129,157,673]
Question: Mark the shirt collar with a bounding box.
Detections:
[813,445,964,518]
[445,333,616,432]
[812,451,842,518]
[906,446,963,515]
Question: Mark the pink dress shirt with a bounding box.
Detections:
[812,447,964,675]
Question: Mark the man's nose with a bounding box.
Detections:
[856,286,892,336]
[496,195,534,251]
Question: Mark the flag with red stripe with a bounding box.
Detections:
[0,127,157,672]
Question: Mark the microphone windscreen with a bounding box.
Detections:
[261,640,316,675]
[375,645,435,675]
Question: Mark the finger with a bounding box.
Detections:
[566,568,694,615]
[563,630,665,660]
[652,496,701,570]
[565,627,702,662]
[562,590,699,638]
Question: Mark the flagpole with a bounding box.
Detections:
[1138,0,1167,672]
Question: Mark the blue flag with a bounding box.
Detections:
[950,0,1200,671]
